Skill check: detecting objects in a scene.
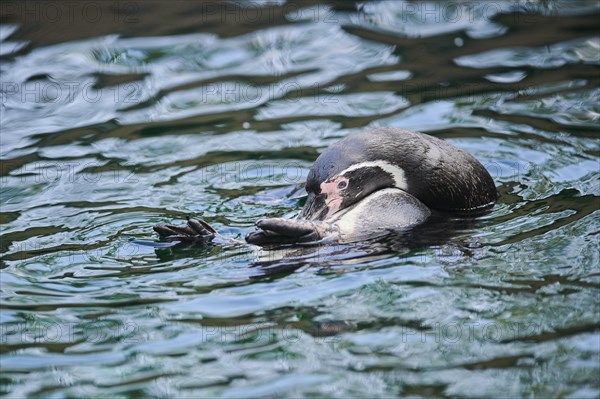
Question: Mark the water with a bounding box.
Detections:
[1,1,599,398]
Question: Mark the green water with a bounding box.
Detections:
[1,1,599,398]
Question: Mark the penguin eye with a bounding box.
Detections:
[337,180,348,190]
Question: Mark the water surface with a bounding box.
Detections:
[1,1,599,398]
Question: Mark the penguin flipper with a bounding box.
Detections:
[153,217,216,246]
[245,218,334,246]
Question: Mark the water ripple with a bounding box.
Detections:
[1,1,598,398]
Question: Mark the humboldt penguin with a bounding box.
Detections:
[153,127,498,246]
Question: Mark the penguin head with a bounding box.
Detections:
[302,160,406,221]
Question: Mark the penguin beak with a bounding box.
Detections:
[302,179,346,221]
[301,192,330,221]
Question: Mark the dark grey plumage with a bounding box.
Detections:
[304,127,498,216]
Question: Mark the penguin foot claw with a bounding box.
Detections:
[153,216,216,246]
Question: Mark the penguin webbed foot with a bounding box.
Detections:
[153,216,216,246]
[245,218,331,246]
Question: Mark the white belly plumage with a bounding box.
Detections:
[327,188,431,242]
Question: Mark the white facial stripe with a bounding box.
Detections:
[337,160,408,190]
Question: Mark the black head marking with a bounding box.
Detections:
[336,165,396,210]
